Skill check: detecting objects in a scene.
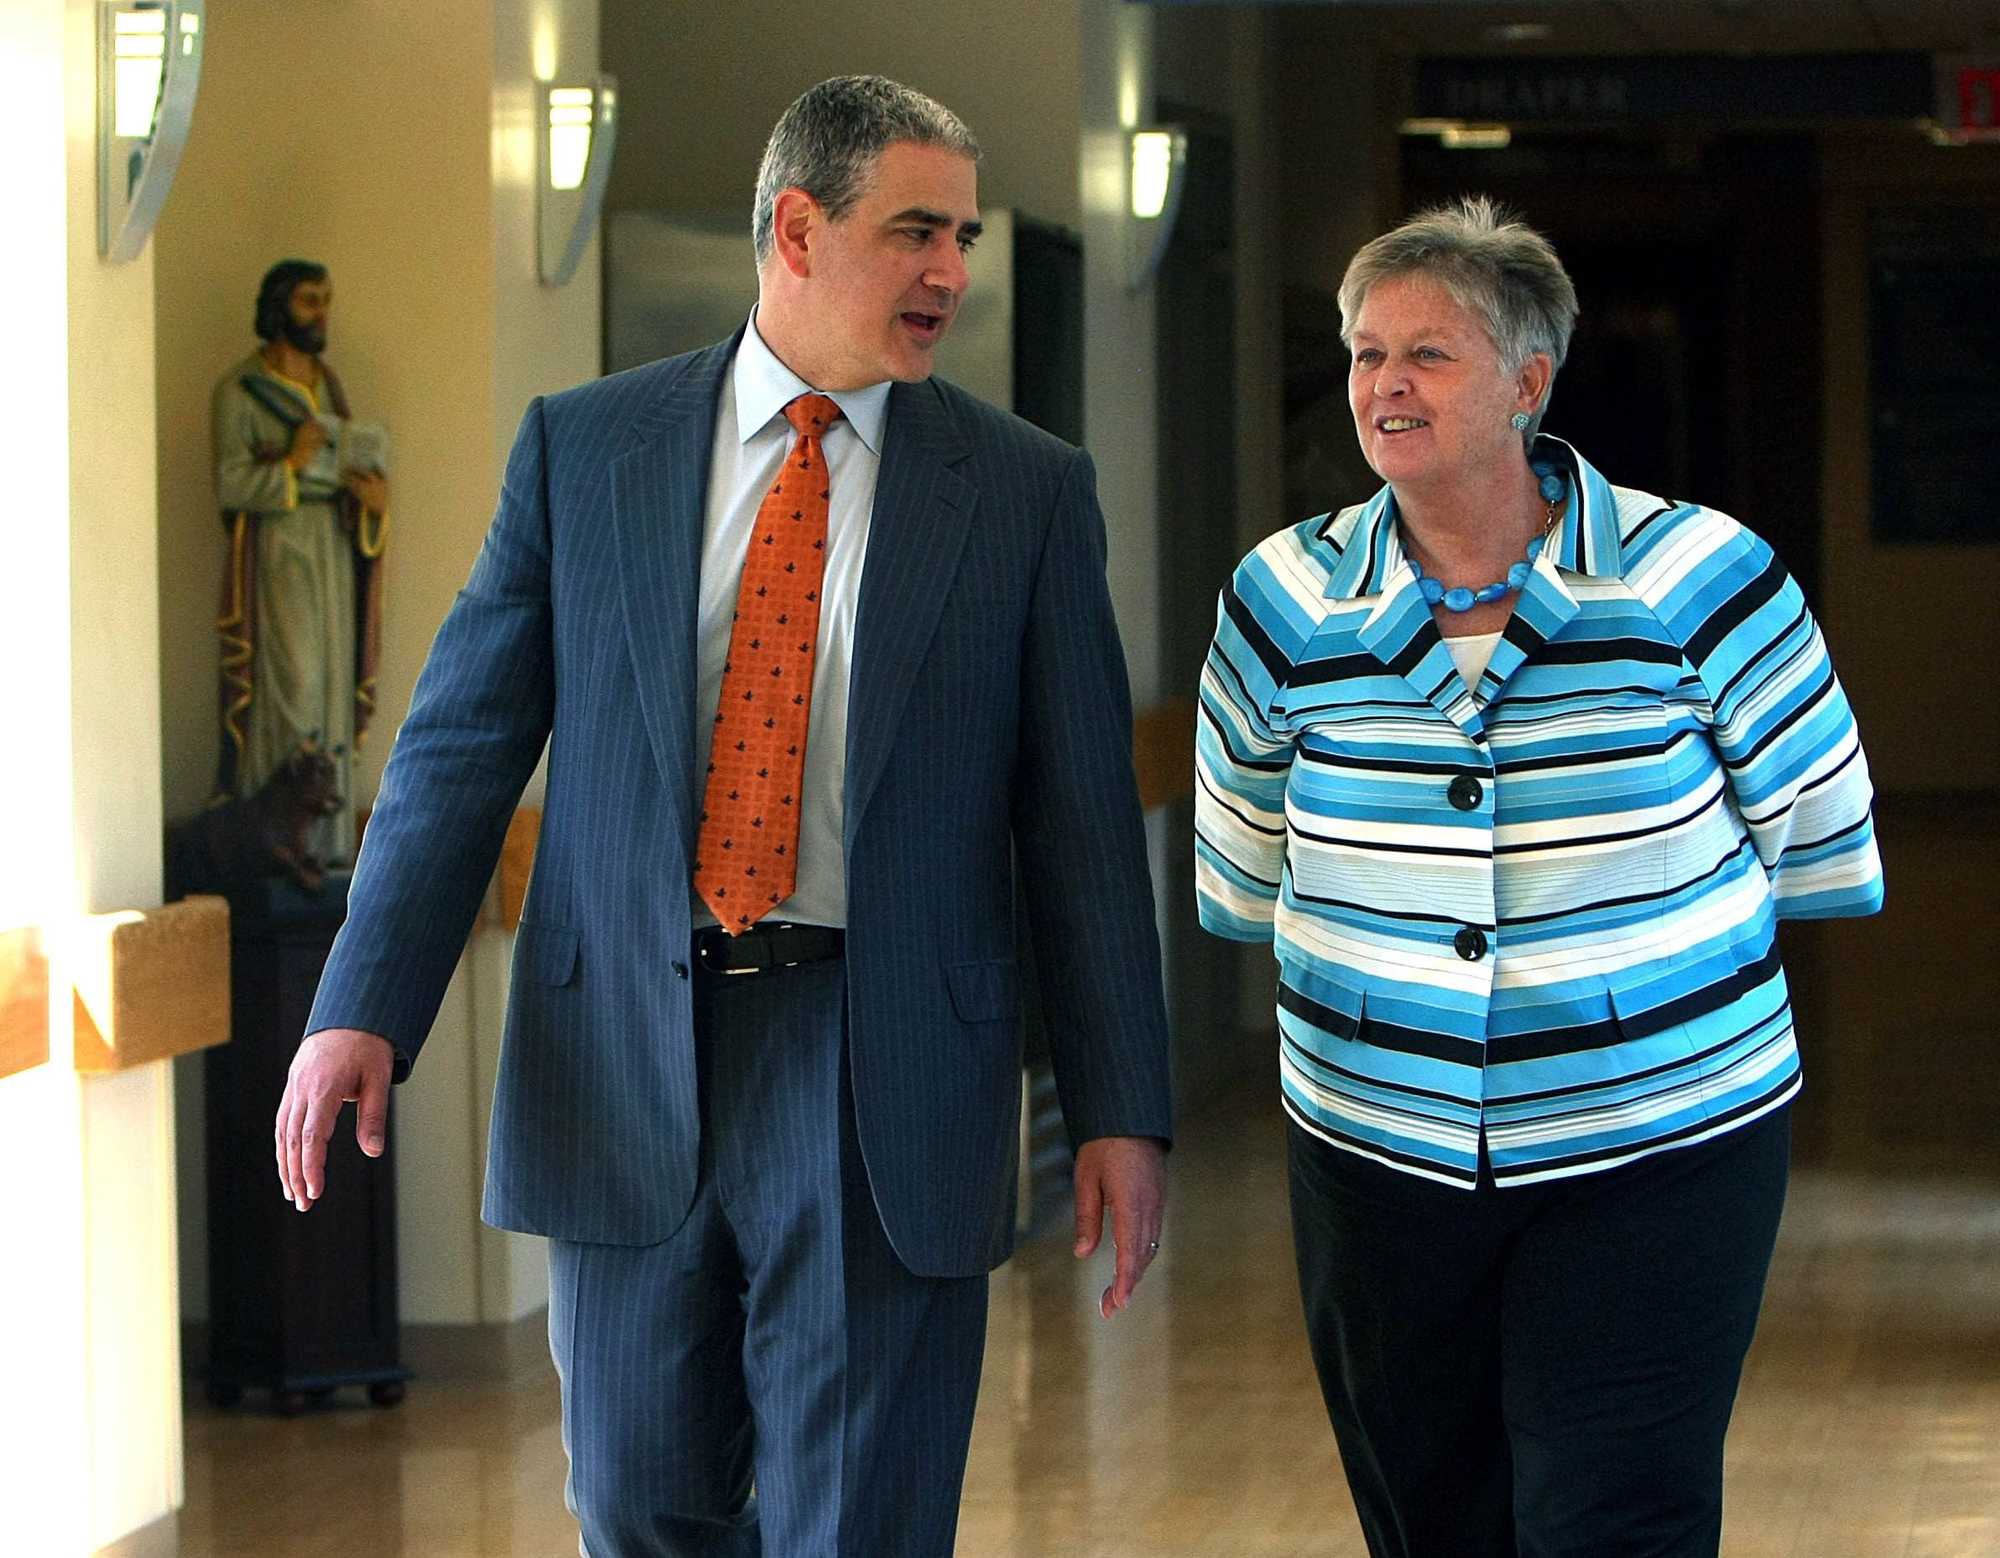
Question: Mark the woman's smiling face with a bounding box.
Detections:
[1347,272,1543,493]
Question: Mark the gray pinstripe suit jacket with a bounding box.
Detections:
[308,332,1173,1279]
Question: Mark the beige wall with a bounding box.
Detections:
[162,0,599,1331]
[1817,131,2000,794]
[601,0,1083,233]
[156,2,497,828]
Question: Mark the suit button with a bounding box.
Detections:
[1453,927,1488,961]
[1448,774,1484,811]
[672,960,689,980]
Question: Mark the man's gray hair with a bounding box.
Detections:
[752,76,980,265]
[1339,196,1579,444]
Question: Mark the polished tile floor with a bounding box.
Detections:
[179,1085,2000,1556]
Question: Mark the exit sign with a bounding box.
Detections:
[1941,58,2000,140]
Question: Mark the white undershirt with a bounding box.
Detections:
[690,312,892,929]
[1441,629,1504,693]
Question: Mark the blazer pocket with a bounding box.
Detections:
[946,958,1018,1025]
[516,920,580,987]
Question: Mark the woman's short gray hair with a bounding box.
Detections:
[1339,196,1579,443]
[753,76,980,265]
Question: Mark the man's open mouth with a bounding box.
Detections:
[1378,417,1428,432]
[901,312,944,338]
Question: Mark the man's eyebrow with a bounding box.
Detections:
[888,206,982,240]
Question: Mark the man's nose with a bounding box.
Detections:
[927,243,970,297]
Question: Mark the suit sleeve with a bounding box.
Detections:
[306,397,559,1075]
[1012,448,1173,1150]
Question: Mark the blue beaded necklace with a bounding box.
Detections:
[1406,460,1568,613]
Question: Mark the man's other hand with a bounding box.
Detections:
[1072,1135,1167,1320]
[275,1028,393,1211]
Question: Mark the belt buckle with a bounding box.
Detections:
[699,925,777,976]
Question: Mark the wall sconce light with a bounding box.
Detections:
[1399,117,1513,151]
[539,76,619,287]
[1127,125,1187,292]
[97,0,204,263]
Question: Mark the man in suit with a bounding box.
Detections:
[274,75,1172,1556]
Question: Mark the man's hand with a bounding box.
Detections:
[1072,1135,1167,1319]
[343,470,390,513]
[284,419,329,472]
[275,1028,394,1211]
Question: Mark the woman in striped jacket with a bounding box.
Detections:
[1196,197,1882,1557]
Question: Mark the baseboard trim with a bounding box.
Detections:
[402,1311,554,1383]
[184,1309,554,1388]
[94,1510,177,1558]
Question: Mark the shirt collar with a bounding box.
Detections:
[732,309,891,457]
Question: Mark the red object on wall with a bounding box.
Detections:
[1959,67,2000,131]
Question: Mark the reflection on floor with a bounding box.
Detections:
[179,1086,2000,1557]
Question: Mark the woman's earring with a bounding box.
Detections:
[1510,411,1532,432]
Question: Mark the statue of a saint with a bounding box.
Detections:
[212,260,390,869]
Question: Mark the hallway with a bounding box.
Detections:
[178,1083,2000,1556]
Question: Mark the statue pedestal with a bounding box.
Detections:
[203,871,410,1414]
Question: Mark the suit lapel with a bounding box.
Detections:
[609,336,737,856]
[843,378,975,848]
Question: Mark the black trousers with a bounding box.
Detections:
[1287,1108,1791,1558]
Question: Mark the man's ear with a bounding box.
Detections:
[771,188,818,278]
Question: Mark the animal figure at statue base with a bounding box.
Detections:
[167,744,344,898]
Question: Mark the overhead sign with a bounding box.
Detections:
[1414,53,1932,124]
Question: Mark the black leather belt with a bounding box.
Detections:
[693,922,845,976]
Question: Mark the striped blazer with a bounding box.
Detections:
[1196,439,1883,1188]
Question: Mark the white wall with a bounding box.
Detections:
[0,9,87,1549]
[64,0,182,1533]
[0,1,183,1550]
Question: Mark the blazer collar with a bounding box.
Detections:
[1325,437,1621,736]
[1319,435,1624,605]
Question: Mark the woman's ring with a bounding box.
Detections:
[1147,1240,1160,1255]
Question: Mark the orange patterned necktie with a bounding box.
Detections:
[694,393,842,933]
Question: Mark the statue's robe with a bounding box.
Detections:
[212,353,384,867]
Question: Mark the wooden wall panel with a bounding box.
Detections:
[0,926,49,1081]
[72,895,231,1073]
[1133,697,1196,814]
